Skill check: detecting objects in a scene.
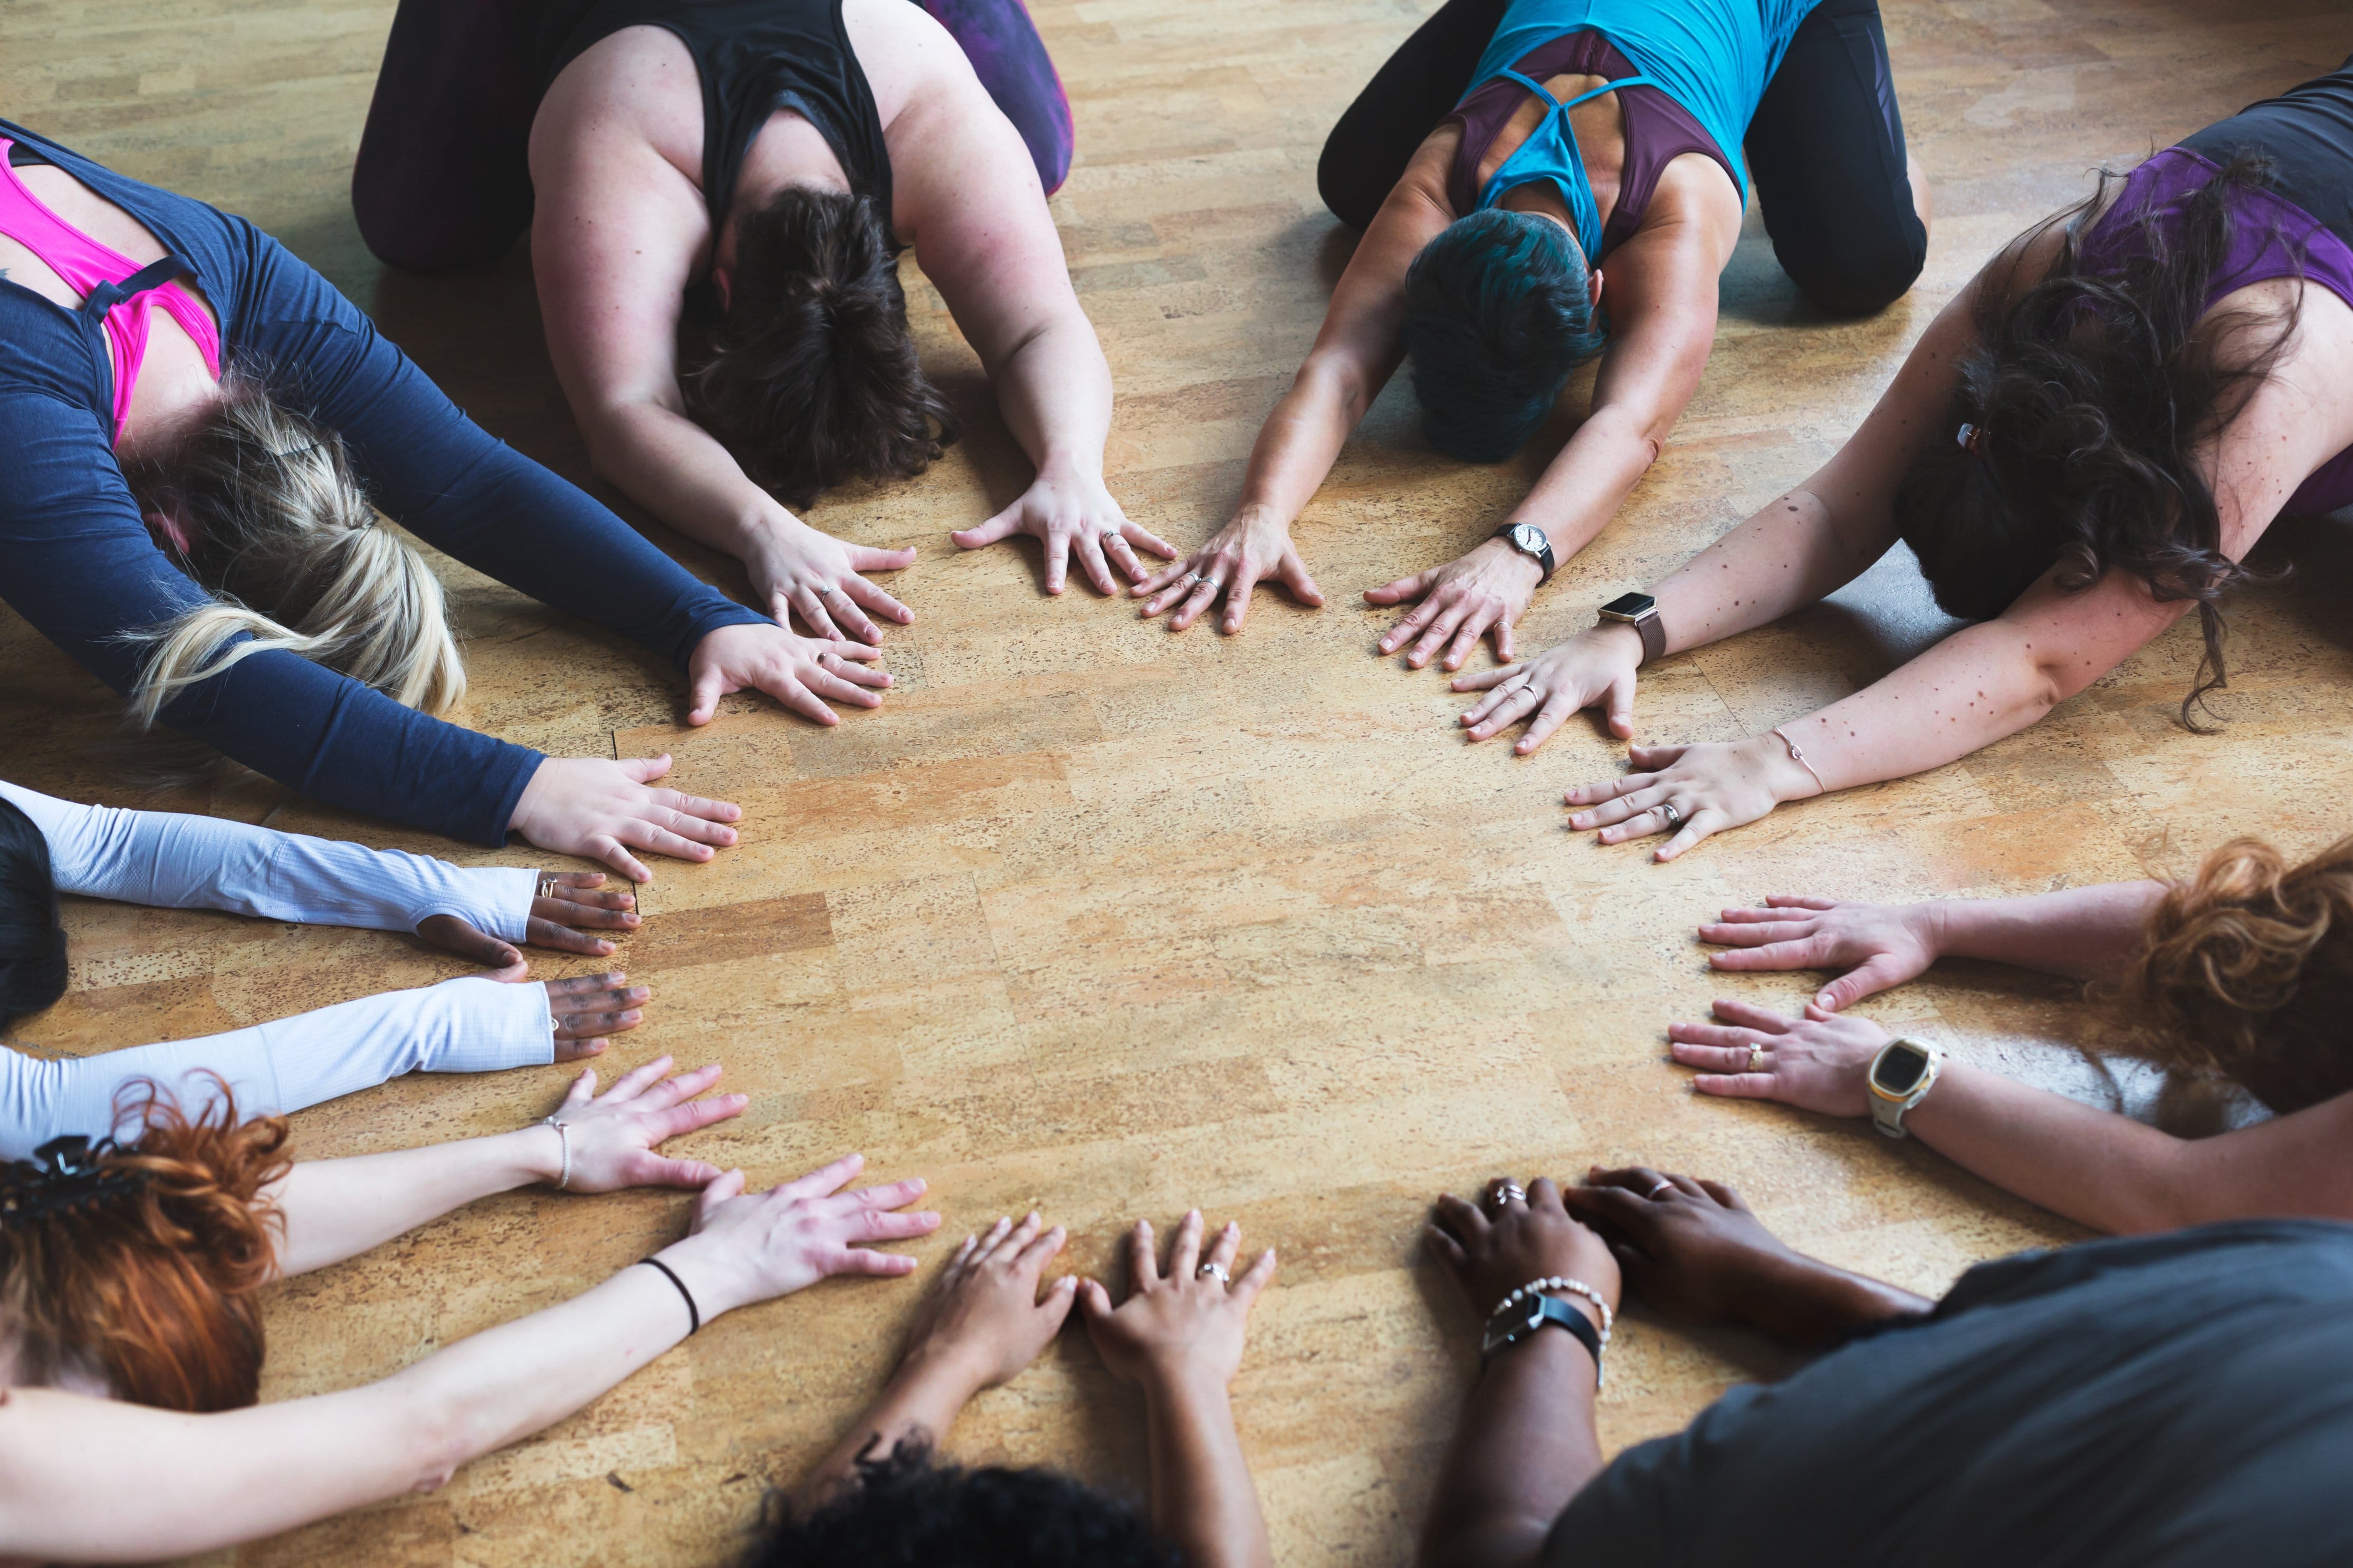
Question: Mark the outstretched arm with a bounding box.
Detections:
[1668,1001,2353,1232]
[267,1056,744,1276]
[1130,140,1459,634]
[0,1152,938,1565]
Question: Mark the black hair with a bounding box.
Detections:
[745,1441,1181,1568]
[1892,151,2303,728]
[693,186,959,508]
[0,794,69,1032]
[1402,207,1607,462]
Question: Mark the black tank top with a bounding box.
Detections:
[537,0,894,241]
[2180,51,2353,253]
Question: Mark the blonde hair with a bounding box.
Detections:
[2115,833,2353,1113]
[121,377,464,727]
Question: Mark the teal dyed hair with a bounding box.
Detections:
[1402,208,1606,462]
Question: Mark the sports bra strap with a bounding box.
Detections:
[82,254,187,317]
[1498,67,1665,116]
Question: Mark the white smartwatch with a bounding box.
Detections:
[1867,1036,1944,1139]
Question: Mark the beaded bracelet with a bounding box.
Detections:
[1491,1275,1614,1347]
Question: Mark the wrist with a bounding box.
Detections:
[510,1123,566,1188]
[1585,618,1644,665]
[1140,1357,1235,1411]
[1747,729,1821,804]
[1035,448,1106,489]
[893,1339,994,1407]
[1483,534,1547,589]
[648,1234,747,1323]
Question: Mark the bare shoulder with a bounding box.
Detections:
[839,0,975,126]
[531,23,705,189]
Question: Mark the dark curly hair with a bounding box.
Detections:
[745,1441,1181,1568]
[1892,150,2304,728]
[1403,207,1607,462]
[693,186,958,507]
[0,792,69,1033]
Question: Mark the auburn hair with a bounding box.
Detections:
[2116,834,2353,1113]
[1,1082,289,1410]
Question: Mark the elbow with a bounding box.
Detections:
[1293,353,1370,427]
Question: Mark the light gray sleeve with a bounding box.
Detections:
[0,977,553,1159]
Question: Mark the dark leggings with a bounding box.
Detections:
[352,0,1075,272]
[1315,0,1926,315]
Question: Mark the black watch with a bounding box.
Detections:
[1493,522,1556,584]
[1480,1294,1603,1384]
[1597,591,1666,666]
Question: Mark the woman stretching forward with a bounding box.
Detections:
[1676,831,2353,1233]
[0,120,873,881]
[357,0,1169,615]
[1468,60,2353,861]
[1138,0,1927,653]
[0,1072,938,1561]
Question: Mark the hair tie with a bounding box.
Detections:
[1956,422,1987,456]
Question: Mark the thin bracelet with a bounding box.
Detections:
[542,1116,571,1191]
[640,1257,701,1335]
[1770,726,1828,796]
[1492,1275,1614,1346]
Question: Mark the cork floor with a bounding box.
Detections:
[5,1,2350,1563]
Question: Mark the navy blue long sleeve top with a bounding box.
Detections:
[0,120,767,844]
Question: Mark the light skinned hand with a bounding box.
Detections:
[662,1152,942,1320]
[508,755,743,884]
[416,871,643,976]
[687,621,891,728]
[542,1055,747,1192]
[1365,536,1543,671]
[1132,507,1325,634]
[1426,1176,1621,1321]
[1563,1168,1802,1326]
[542,970,653,1061]
[1564,733,1818,862]
[951,464,1177,597]
[1081,1210,1276,1395]
[742,516,915,644]
[1666,997,1891,1115]
[1699,896,1943,1011]
[902,1211,1079,1393]
[1452,622,1645,754]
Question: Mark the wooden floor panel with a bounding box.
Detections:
[3,1,2347,1563]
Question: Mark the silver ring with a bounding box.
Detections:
[537,877,559,900]
[1647,1180,1673,1200]
[1182,572,1204,588]
[1659,802,1682,828]
[1746,1044,1765,1074]
[1197,1262,1229,1284]
[1490,1181,1527,1209]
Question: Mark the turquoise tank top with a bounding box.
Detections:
[1468,0,1822,259]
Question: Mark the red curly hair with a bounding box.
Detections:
[1,1081,290,1410]
[2120,833,2353,1113]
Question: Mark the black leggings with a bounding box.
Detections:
[1316,0,1927,315]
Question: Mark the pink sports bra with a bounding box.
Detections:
[0,137,222,444]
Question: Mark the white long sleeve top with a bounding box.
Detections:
[2,780,538,940]
[1,977,556,1160]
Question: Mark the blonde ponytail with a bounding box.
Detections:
[121,378,464,727]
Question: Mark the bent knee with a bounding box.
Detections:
[1780,230,1927,318]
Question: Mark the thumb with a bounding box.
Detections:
[1281,553,1326,608]
[1040,1273,1080,1329]
[1077,1278,1114,1321]
[640,1155,725,1190]
[1606,667,1637,739]
[695,1167,748,1221]
[1361,569,1431,606]
[622,753,674,784]
[950,508,1023,550]
[687,658,726,726]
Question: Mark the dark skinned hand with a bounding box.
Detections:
[1562,1167,1805,1327]
[415,871,643,977]
[545,971,653,1062]
[1426,1176,1622,1321]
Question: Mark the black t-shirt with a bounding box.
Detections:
[1549,1220,2353,1567]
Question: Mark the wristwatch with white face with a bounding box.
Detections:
[1597,591,1665,665]
[1493,522,1556,584]
[1867,1036,1944,1139]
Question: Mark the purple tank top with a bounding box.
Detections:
[1445,30,1729,255]
[2078,147,2353,516]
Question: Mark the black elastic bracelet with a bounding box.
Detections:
[639,1257,701,1335]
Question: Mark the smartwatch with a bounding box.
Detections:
[1597,591,1666,666]
[1481,1293,1604,1384]
[1493,522,1557,584]
[1867,1036,1944,1139]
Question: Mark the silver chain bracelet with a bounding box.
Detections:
[543,1115,572,1190]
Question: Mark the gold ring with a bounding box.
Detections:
[1746,1044,1765,1073]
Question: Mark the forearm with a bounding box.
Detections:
[587,397,798,561]
[1509,404,1670,566]
[1231,354,1386,529]
[801,1353,979,1502]
[1927,882,2165,981]
[271,1126,560,1276]
[1649,484,1883,657]
[1418,1330,1602,1568]
[1143,1371,1273,1568]
[991,317,1113,480]
[1906,1061,2204,1234]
